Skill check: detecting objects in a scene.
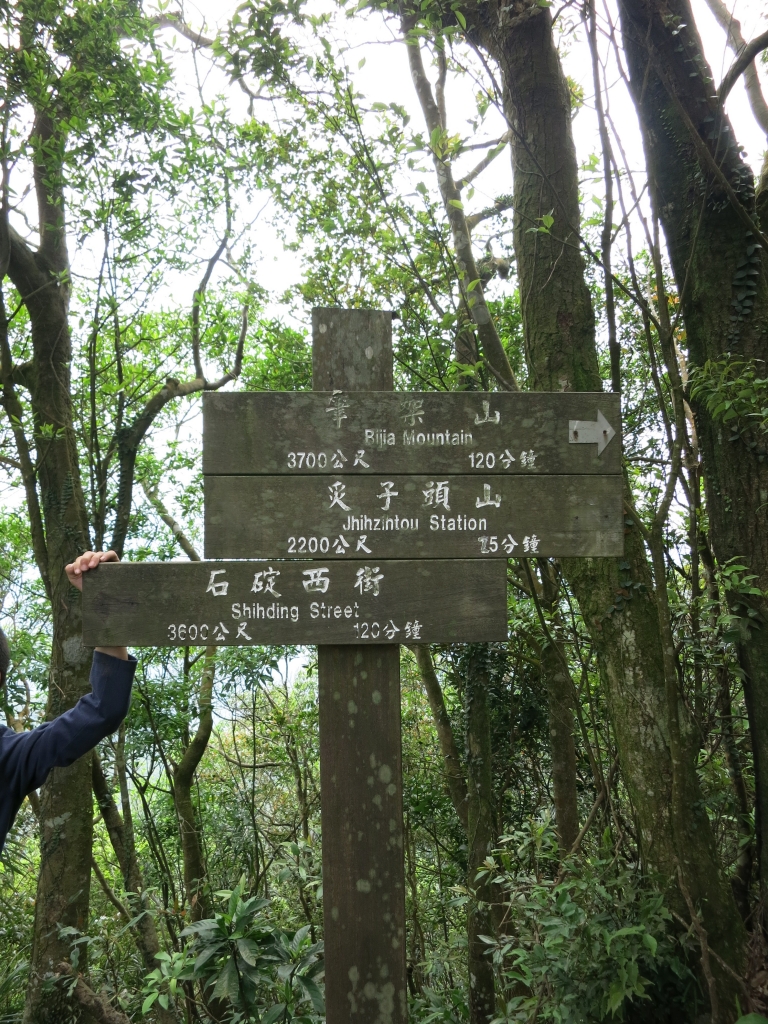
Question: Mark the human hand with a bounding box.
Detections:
[66,550,119,592]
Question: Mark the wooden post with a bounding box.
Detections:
[313,308,408,1024]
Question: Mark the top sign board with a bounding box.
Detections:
[203,392,621,477]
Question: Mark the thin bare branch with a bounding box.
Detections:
[141,481,201,561]
[403,24,517,389]
[91,858,132,923]
[192,235,229,380]
[150,13,215,48]
[457,133,510,190]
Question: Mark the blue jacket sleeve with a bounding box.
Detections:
[3,651,136,794]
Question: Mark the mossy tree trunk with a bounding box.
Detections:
[618,0,768,919]
[461,2,747,1009]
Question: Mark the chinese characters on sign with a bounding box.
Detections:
[81,560,508,647]
[203,391,621,477]
[205,473,623,559]
[203,391,622,561]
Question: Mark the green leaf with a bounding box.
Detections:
[642,932,657,956]
[262,1002,287,1024]
[212,956,240,1002]
[142,992,158,1015]
[448,199,464,209]
[298,974,326,1013]
[454,9,466,28]
[237,938,263,966]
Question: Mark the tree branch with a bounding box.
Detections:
[718,28,768,107]
[704,0,768,135]
[0,287,50,599]
[403,25,517,389]
[141,481,201,561]
[91,858,132,923]
[554,754,620,884]
[644,42,768,254]
[436,43,448,129]
[174,647,217,921]
[110,303,247,556]
[192,235,229,379]
[457,133,510,190]
[150,13,214,47]
[465,194,515,231]
[411,645,469,831]
[55,965,133,1024]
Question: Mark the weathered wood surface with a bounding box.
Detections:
[312,307,407,1024]
[318,645,406,1024]
[203,390,621,476]
[204,473,624,558]
[81,559,507,647]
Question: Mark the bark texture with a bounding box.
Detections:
[538,639,579,854]
[618,0,768,918]
[463,2,746,1008]
[55,964,132,1024]
[2,112,95,1024]
[92,754,180,1024]
[463,647,497,1024]
[173,647,216,922]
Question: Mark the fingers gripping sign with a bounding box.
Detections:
[66,550,120,592]
[66,550,127,660]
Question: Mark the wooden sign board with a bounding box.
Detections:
[203,391,621,476]
[204,473,623,559]
[81,559,508,647]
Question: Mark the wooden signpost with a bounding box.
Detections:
[203,391,620,477]
[311,309,408,1024]
[81,558,507,647]
[203,389,622,561]
[204,473,622,559]
[82,306,623,1024]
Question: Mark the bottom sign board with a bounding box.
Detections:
[82,560,508,646]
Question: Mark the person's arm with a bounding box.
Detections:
[7,550,135,795]
[2,651,136,796]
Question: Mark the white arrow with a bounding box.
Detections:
[569,409,616,456]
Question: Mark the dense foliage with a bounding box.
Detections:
[1,0,768,1022]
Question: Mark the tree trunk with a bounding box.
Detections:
[717,667,754,921]
[92,755,180,1024]
[538,639,580,854]
[463,646,496,1024]
[55,964,132,1024]
[413,644,497,1022]
[413,645,469,831]
[533,563,580,854]
[173,647,216,922]
[463,2,747,1008]
[2,112,96,1023]
[618,0,768,920]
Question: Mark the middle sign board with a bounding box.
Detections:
[203,391,623,560]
